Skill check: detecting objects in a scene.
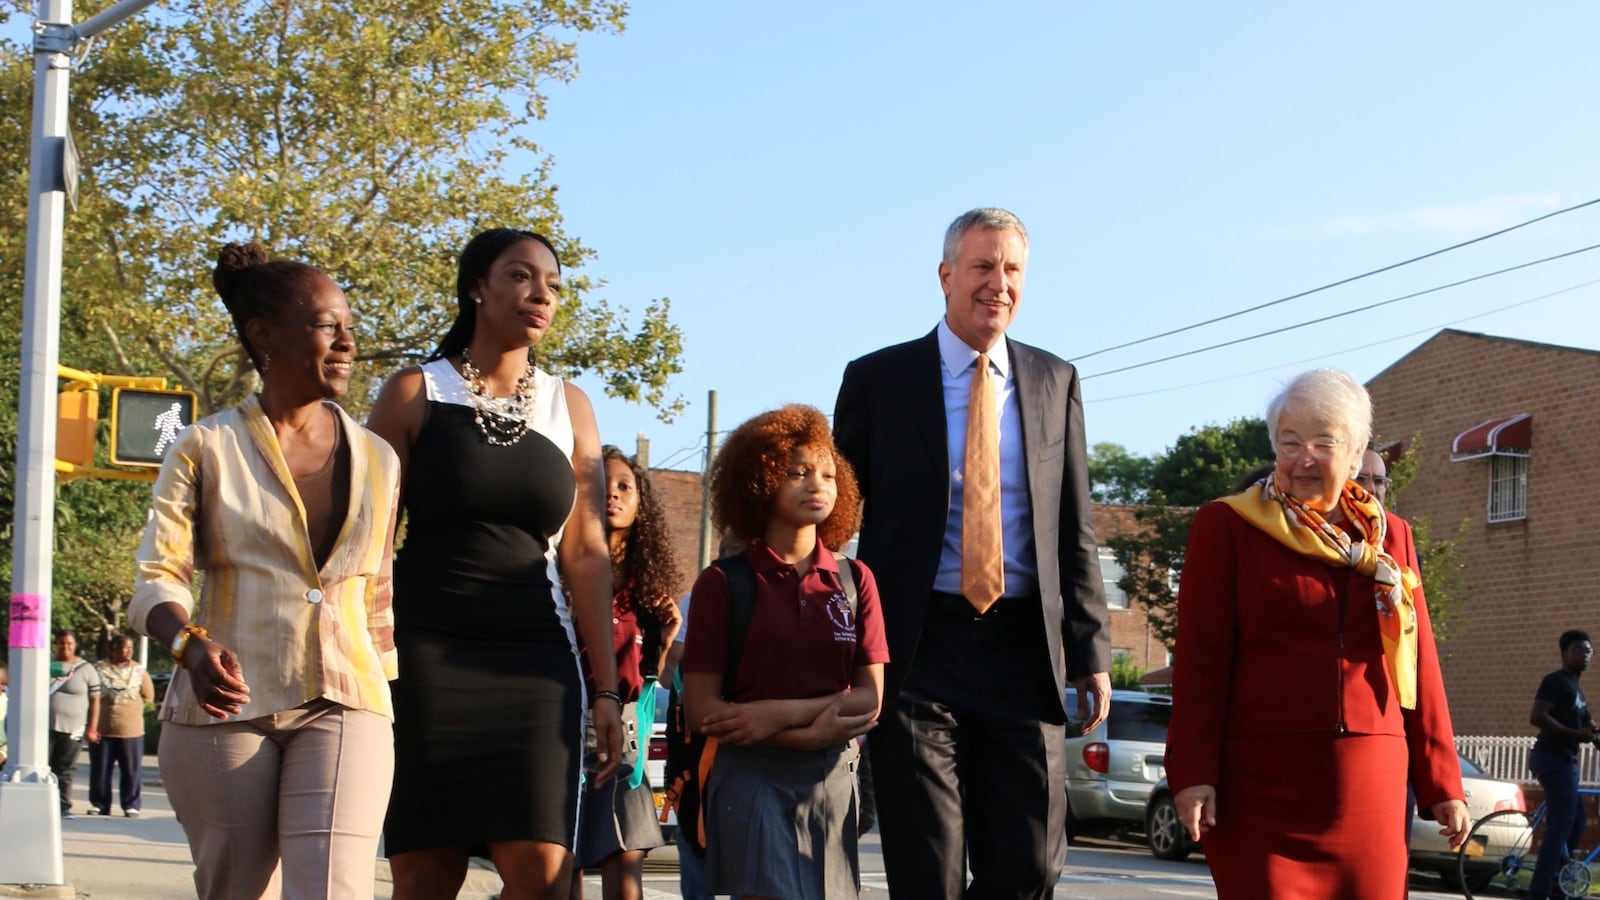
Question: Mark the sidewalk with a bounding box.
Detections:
[54,751,506,899]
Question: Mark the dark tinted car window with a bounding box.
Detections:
[1106,702,1171,742]
[1458,754,1484,777]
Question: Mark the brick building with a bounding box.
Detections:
[642,454,1170,672]
[1365,329,1600,736]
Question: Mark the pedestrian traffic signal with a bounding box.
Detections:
[110,387,196,467]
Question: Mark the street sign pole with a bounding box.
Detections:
[1,0,161,888]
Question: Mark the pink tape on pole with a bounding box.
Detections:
[9,593,47,648]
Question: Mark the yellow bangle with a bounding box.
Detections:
[170,623,209,668]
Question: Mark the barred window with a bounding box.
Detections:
[1488,455,1528,523]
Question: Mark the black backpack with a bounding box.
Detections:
[661,550,859,856]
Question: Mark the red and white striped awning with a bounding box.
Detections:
[1451,413,1532,461]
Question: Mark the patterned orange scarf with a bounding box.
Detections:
[1220,475,1421,709]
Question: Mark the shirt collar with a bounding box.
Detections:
[936,317,1009,381]
[747,539,839,574]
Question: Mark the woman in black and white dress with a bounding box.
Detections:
[370,229,623,899]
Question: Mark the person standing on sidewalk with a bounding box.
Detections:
[1526,629,1600,900]
[132,243,402,900]
[88,633,154,817]
[48,629,101,819]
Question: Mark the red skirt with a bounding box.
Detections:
[1204,732,1408,900]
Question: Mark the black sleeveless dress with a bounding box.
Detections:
[384,360,583,854]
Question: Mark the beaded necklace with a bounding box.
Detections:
[459,349,538,446]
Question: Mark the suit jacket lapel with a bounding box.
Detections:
[1009,340,1055,497]
[909,330,949,475]
[239,393,325,585]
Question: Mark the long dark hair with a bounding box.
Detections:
[604,445,680,617]
[213,242,324,373]
[426,228,562,362]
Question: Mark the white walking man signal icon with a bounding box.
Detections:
[152,402,185,456]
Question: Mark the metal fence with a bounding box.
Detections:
[1456,734,1600,786]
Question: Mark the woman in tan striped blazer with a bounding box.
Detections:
[131,243,402,900]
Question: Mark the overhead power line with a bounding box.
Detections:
[1083,276,1600,404]
[1072,195,1600,363]
[1082,241,1600,380]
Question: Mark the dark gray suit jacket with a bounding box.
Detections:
[834,328,1110,715]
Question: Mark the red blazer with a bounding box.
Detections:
[1166,502,1462,809]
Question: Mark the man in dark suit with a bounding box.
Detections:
[834,207,1111,899]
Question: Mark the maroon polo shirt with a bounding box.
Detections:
[681,540,889,703]
[578,585,646,703]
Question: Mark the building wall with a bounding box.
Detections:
[1366,330,1600,736]
[647,468,711,600]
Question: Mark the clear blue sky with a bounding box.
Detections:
[540,1,1600,470]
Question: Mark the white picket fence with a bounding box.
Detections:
[1456,734,1600,786]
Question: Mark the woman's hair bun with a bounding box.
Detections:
[212,242,271,308]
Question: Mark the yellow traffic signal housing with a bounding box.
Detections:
[56,389,99,468]
[110,387,197,467]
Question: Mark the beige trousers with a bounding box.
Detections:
[159,700,394,900]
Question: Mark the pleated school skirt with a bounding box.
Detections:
[573,706,666,868]
[704,739,861,900]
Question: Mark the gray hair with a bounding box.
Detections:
[942,207,1029,265]
[1266,369,1372,477]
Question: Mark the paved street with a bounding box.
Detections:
[36,752,1467,898]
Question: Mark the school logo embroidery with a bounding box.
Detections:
[826,593,856,644]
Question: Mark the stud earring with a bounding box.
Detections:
[474,296,483,305]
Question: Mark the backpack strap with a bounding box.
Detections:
[714,552,757,700]
[832,552,859,617]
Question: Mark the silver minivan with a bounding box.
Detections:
[1063,688,1172,835]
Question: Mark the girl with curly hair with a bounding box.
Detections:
[681,404,889,900]
[569,446,682,900]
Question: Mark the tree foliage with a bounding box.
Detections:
[2,0,673,646]
[1087,442,1153,505]
[1147,417,1273,506]
[6,0,680,418]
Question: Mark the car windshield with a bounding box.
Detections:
[1107,702,1172,743]
[1458,753,1485,777]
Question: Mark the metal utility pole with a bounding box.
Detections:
[2,0,162,887]
[697,391,719,569]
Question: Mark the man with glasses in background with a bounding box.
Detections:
[1357,448,1393,506]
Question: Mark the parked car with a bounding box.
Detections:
[1143,751,1531,874]
[1064,688,1172,837]
[645,682,677,841]
[1410,752,1528,892]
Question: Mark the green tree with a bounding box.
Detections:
[2,1,678,646]
[1147,417,1273,506]
[1087,442,1154,505]
[1110,654,1146,691]
[6,0,682,418]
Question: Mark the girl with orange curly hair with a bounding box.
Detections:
[681,404,889,900]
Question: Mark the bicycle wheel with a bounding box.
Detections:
[1459,809,1537,899]
[1557,856,1593,899]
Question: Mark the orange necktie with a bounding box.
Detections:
[962,353,1005,613]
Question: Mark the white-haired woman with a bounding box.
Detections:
[1164,368,1469,899]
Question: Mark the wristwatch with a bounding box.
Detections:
[170,623,209,668]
